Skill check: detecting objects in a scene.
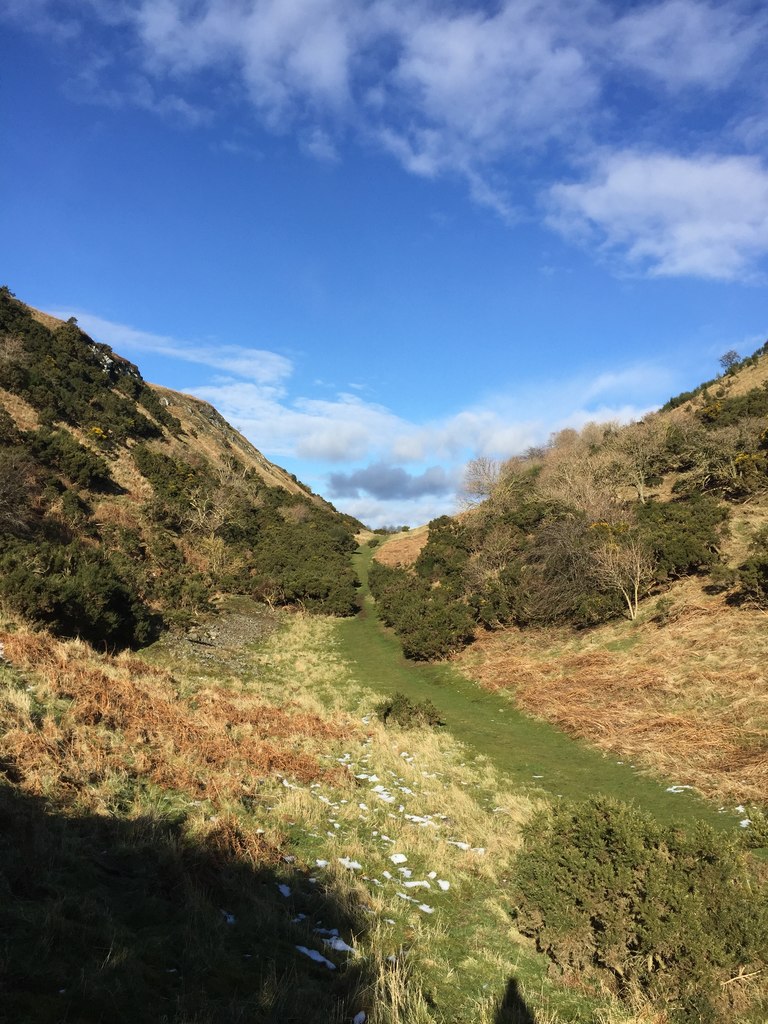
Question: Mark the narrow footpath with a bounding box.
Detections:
[336,545,737,832]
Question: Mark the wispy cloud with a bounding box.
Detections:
[548,151,768,280]
[58,308,675,524]
[609,0,763,90]
[8,0,768,278]
[52,311,293,386]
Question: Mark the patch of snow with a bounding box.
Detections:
[418,904,434,914]
[277,884,292,898]
[324,935,355,954]
[220,909,236,925]
[740,818,752,828]
[666,785,693,794]
[353,1013,366,1024]
[447,841,470,851]
[437,880,450,891]
[339,857,363,870]
[403,880,430,889]
[316,859,329,868]
[295,945,336,970]
[390,853,408,864]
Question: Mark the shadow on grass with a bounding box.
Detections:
[0,784,373,1024]
[494,976,537,1024]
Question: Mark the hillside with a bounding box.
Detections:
[371,345,768,805]
[1,289,767,1023]
[0,287,361,646]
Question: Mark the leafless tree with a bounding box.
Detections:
[610,416,668,504]
[462,456,502,506]
[590,533,656,620]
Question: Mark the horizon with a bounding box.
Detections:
[2,0,767,526]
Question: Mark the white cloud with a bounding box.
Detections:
[610,0,762,90]
[548,151,768,280]
[8,0,768,276]
[51,310,293,385]
[133,0,359,125]
[54,308,670,524]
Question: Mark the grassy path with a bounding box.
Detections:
[337,545,735,832]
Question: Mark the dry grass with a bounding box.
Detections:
[150,384,326,502]
[0,610,670,1022]
[459,582,768,804]
[0,627,353,813]
[374,526,430,569]
[0,385,39,430]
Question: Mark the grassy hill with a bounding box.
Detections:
[1,287,767,1022]
[370,345,768,807]
[0,287,361,646]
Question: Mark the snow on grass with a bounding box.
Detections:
[295,946,336,970]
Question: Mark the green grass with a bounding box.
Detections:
[337,546,738,833]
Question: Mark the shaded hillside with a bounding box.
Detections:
[0,287,361,646]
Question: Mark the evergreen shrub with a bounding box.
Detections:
[375,692,444,729]
[513,797,768,1024]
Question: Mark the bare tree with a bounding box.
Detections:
[537,446,622,523]
[610,416,668,504]
[590,533,656,620]
[462,456,502,506]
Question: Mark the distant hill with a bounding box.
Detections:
[0,287,362,647]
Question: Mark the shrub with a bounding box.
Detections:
[375,692,444,728]
[699,384,768,429]
[368,562,475,660]
[513,797,768,1024]
[733,526,768,608]
[636,494,728,579]
[27,428,112,489]
[0,539,158,648]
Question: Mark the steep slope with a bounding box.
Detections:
[371,344,768,803]
[0,287,361,646]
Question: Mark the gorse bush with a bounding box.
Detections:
[0,290,362,644]
[636,494,728,579]
[368,560,475,660]
[375,691,444,728]
[733,525,768,609]
[0,288,177,444]
[28,428,112,489]
[699,383,768,429]
[512,797,768,1024]
[0,538,158,648]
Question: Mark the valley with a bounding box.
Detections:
[1,289,767,1023]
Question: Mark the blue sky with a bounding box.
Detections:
[2,0,767,526]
